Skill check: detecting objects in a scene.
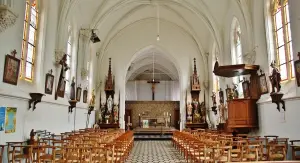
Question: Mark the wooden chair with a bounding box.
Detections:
[11,145,34,163]
[267,144,286,161]
[0,145,5,163]
[6,142,24,163]
[242,144,260,161]
[36,146,56,163]
[290,140,300,160]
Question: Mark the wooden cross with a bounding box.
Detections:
[147,79,160,100]
[11,49,17,57]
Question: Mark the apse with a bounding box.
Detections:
[126,47,179,101]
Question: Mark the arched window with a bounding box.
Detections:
[272,0,293,80]
[231,18,243,97]
[212,43,220,92]
[21,0,39,81]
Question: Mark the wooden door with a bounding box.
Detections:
[125,109,132,130]
[174,109,180,130]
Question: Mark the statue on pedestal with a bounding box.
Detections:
[113,104,119,123]
[233,83,239,99]
[187,102,193,123]
[89,89,95,107]
[70,77,75,100]
[269,61,281,93]
[107,95,113,114]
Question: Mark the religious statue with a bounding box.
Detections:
[211,92,217,106]
[99,103,105,123]
[269,61,281,93]
[194,107,201,123]
[89,89,95,106]
[219,88,224,104]
[70,77,76,100]
[199,102,206,123]
[107,95,113,114]
[186,102,193,123]
[218,104,226,123]
[113,104,119,123]
[233,83,239,99]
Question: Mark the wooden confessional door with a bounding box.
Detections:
[125,109,132,130]
[174,109,180,130]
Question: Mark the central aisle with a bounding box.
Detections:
[126,141,186,163]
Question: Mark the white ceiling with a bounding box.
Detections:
[62,0,250,81]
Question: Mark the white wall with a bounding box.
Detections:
[0,0,95,156]
[126,80,180,101]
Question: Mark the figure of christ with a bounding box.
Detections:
[147,80,160,100]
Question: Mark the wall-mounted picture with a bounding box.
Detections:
[45,73,54,94]
[3,55,20,85]
[5,107,17,133]
[259,73,269,94]
[294,59,300,87]
[76,87,82,102]
[242,80,250,98]
[83,89,88,103]
[57,80,66,98]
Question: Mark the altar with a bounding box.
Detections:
[141,116,167,128]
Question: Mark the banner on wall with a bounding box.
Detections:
[5,107,17,133]
[0,107,6,131]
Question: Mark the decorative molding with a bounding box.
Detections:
[81,68,88,79]
[54,50,65,66]
[0,5,17,33]
[203,80,209,90]
[243,46,258,64]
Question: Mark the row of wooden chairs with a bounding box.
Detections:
[5,128,134,163]
[172,131,295,162]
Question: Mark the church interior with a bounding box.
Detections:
[0,0,300,162]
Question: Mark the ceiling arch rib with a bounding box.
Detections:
[95,17,207,81]
[86,0,222,54]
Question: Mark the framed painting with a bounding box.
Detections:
[83,89,88,103]
[76,87,82,102]
[45,73,54,94]
[259,73,269,94]
[294,60,300,87]
[242,80,250,98]
[3,55,20,85]
[57,80,66,98]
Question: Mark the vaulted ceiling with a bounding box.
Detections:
[60,0,251,81]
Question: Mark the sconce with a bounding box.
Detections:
[68,100,77,113]
[211,106,217,115]
[28,93,45,111]
[270,93,285,112]
[87,105,94,115]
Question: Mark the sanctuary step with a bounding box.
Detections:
[133,126,176,140]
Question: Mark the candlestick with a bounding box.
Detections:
[128,116,130,123]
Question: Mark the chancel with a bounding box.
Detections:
[1,0,300,162]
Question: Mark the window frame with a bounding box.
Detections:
[272,0,293,81]
[21,0,39,82]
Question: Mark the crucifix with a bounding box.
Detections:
[147,79,160,100]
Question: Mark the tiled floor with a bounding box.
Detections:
[126,141,186,163]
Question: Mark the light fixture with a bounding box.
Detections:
[90,29,100,43]
[156,4,160,41]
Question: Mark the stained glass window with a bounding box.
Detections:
[21,0,38,81]
[273,0,293,81]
